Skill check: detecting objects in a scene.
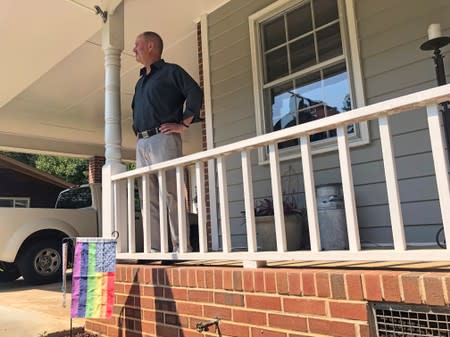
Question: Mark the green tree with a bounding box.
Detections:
[35,155,88,185]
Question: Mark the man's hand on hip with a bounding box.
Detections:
[159,122,187,134]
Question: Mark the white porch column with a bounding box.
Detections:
[101,2,126,241]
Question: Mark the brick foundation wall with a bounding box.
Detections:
[86,265,450,337]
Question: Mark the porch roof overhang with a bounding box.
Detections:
[0,0,228,160]
[0,153,73,188]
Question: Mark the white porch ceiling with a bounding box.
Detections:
[0,0,228,160]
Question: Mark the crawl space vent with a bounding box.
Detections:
[370,302,450,336]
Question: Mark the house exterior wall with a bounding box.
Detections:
[86,263,450,337]
[206,0,450,247]
[0,168,65,207]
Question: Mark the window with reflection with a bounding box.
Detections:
[260,0,353,149]
[55,186,92,209]
[0,197,30,208]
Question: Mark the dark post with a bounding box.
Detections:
[420,24,450,161]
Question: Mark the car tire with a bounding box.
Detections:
[0,262,21,282]
[18,239,62,285]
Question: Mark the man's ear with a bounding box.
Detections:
[146,40,154,51]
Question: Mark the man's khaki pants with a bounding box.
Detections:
[136,133,191,252]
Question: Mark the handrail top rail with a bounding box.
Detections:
[112,84,450,181]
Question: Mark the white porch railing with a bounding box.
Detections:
[108,84,450,264]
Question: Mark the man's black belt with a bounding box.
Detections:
[137,128,160,139]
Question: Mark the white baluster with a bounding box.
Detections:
[379,116,406,251]
[268,144,286,252]
[337,126,360,251]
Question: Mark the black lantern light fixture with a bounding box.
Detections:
[420,23,450,160]
[421,24,450,86]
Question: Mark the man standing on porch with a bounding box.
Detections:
[131,31,203,252]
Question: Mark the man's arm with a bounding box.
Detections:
[160,65,203,134]
[173,65,203,121]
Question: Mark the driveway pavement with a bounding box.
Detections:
[0,278,84,337]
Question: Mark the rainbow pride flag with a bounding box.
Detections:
[71,238,116,318]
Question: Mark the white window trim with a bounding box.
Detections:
[0,197,30,208]
[249,0,368,164]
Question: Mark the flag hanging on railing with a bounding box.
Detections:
[70,238,117,318]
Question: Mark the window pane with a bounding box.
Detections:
[262,16,286,51]
[263,64,352,145]
[294,65,350,141]
[293,72,322,124]
[14,199,29,208]
[55,186,92,209]
[289,34,316,73]
[265,81,294,132]
[287,2,312,40]
[317,23,342,62]
[265,47,289,82]
[313,0,339,27]
[265,81,300,149]
[0,199,13,207]
[294,72,329,142]
[322,62,351,115]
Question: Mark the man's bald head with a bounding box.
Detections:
[141,31,163,56]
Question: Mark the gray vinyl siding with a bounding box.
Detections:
[207,0,450,247]
[356,0,450,246]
